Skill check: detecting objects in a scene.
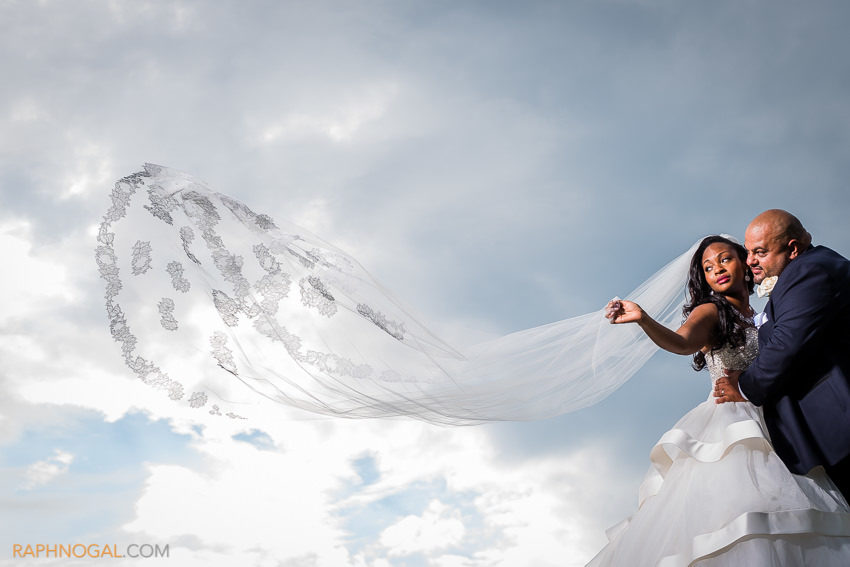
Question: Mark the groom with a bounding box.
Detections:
[713,210,850,499]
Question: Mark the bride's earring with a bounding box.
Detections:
[745,274,751,282]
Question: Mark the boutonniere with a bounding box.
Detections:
[756,275,779,298]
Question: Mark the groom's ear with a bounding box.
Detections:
[788,239,803,260]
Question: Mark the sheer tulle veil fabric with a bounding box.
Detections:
[96,164,699,423]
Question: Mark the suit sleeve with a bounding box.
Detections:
[739,261,839,406]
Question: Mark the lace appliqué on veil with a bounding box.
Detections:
[179,226,201,265]
[357,304,405,341]
[144,187,179,225]
[166,261,191,293]
[158,298,178,331]
[299,276,337,317]
[131,240,152,275]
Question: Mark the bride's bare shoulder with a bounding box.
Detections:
[687,302,720,320]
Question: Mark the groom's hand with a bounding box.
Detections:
[714,370,746,403]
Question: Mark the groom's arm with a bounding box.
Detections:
[738,261,838,406]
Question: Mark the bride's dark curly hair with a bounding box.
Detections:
[683,235,755,371]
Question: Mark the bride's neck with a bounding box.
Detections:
[724,292,752,317]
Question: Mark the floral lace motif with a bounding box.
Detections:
[251,317,378,381]
[144,187,179,225]
[253,243,281,275]
[209,404,244,419]
[304,350,372,378]
[131,240,153,275]
[253,317,303,354]
[220,195,278,232]
[96,245,122,299]
[179,226,201,265]
[188,391,208,408]
[210,331,237,375]
[212,249,251,300]
[101,173,140,226]
[288,247,318,269]
[180,191,260,320]
[212,289,240,327]
[158,298,178,331]
[166,261,191,293]
[255,273,290,315]
[357,304,406,341]
[182,191,221,226]
[254,214,277,232]
[299,276,337,317]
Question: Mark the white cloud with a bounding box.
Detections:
[90,410,623,567]
[430,555,477,567]
[122,423,356,566]
[380,500,466,556]
[9,98,48,123]
[0,221,75,322]
[332,422,625,566]
[251,81,401,145]
[104,0,201,33]
[61,141,113,199]
[22,449,74,489]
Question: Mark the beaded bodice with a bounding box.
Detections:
[705,326,759,383]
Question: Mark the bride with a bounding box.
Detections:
[99,165,850,564]
[590,235,850,566]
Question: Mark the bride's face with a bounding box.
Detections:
[702,243,746,295]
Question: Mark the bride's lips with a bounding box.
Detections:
[716,276,730,284]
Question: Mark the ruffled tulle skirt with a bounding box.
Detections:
[587,396,850,566]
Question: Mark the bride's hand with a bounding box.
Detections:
[605,298,644,324]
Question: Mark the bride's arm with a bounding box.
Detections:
[605,299,717,355]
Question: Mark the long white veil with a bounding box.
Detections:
[96,164,697,424]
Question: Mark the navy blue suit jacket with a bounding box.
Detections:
[739,245,850,474]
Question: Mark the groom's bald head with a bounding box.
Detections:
[749,210,811,248]
[744,210,811,283]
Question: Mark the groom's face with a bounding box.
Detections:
[744,223,794,283]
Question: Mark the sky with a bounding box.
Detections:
[1,0,850,565]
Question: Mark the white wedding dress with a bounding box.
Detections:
[587,326,850,566]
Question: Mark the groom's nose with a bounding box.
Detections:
[746,252,757,266]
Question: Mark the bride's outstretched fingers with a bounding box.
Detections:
[604,299,621,320]
[604,298,643,324]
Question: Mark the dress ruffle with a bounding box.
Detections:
[640,399,772,505]
[657,508,850,566]
[587,396,850,566]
